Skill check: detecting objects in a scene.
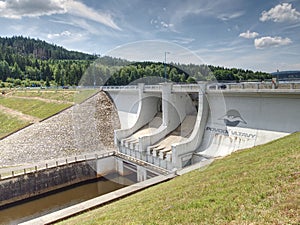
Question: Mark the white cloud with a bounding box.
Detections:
[63,1,121,30]
[47,30,73,39]
[254,36,292,49]
[0,0,121,30]
[260,3,300,22]
[217,11,245,21]
[239,30,259,39]
[0,0,65,19]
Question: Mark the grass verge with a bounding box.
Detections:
[0,112,29,139]
[8,89,77,102]
[58,132,300,225]
[0,96,72,119]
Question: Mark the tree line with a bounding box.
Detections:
[0,36,96,87]
[82,61,272,86]
[0,36,272,88]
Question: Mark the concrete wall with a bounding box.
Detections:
[107,90,140,129]
[0,161,97,207]
[0,155,161,207]
[113,83,161,144]
[197,91,300,157]
[172,90,209,168]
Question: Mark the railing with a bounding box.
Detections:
[144,85,161,91]
[0,151,115,180]
[116,152,170,175]
[172,84,200,92]
[101,82,300,93]
[101,85,138,91]
[207,82,300,90]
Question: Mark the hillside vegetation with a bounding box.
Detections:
[0,36,272,88]
[59,132,300,225]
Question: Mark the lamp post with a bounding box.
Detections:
[164,51,170,81]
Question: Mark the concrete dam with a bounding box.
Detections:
[104,82,300,170]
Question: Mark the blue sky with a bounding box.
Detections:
[0,0,300,72]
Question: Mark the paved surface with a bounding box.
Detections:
[0,91,120,168]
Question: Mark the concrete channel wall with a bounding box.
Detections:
[0,153,165,208]
[0,156,108,208]
[0,162,96,207]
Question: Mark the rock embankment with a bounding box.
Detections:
[0,91,120,168]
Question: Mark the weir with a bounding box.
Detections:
[104,82,300,170]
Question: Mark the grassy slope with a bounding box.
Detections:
[59,132,300,225]
[9,90,77,102]
[0,89,97,138]
[0,112,29,138]
[7,89,98,104]
[0,96,72,119]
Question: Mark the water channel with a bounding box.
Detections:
[0,173,136,225]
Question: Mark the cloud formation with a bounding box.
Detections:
[254,36,292,49]
[0,0,65,18]
[0,0,121,30]
[217,11,245,21]
[260,3,300,22]
[47,30,72,39]
[239,30,259,39]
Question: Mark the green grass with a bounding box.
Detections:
[9,89,77,102]
[0,112,29,139]
[7,89,98,104]
[58,132,300,225]
[73,89,99,104]
[0,89,98,138]
[0,96,72,119]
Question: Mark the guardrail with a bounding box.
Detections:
[101,85,138,91]
[116,152,170,175]
[101,82,300,93]
[172,84,200,92]
[144,85,161,91]
[0,151,115,180]
[207,82,300,90]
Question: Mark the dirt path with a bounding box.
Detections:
[0,104,40,123]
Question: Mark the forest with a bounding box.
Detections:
[0,36,272,88]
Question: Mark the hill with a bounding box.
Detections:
[0,36,97,60]
[0,36,97,87]
[58,132,300,225]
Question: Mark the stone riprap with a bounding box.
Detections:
[0,91,120,168]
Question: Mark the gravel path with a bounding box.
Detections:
[0,91,120,168]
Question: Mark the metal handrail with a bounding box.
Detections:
[102,82,300,92]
